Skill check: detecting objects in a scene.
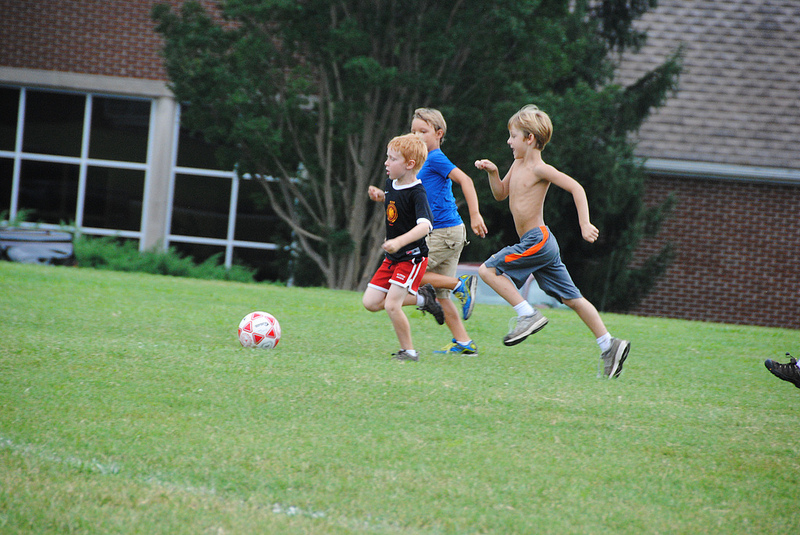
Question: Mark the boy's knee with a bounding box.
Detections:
[383,299,402,315]
[362,294,383,312]
[563,296,587,311]
[478,263,491,281]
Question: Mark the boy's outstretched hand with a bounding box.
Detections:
[474,159,497,173]
[368,185,385,202]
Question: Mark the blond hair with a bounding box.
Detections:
[412,107,447,141]
[508,104,553,150]
[388,133,428,172]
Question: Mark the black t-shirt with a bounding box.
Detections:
[383,178,433,262]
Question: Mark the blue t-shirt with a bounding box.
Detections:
[416,148,463,229]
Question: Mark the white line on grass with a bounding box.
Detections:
[1,434,327,520]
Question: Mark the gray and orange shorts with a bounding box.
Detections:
[484,225,582,302]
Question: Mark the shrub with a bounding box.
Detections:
[73,236,256,283]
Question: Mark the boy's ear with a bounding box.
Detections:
[406,159,416,170]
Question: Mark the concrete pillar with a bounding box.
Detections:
[141,95,177,252]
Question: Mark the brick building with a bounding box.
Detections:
[1,0,798,328]
[616,0,800,329]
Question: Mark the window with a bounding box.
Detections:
[0,87,19,151]
[171,173,231,239]
[22,90,85,157]
[1,88,149,235]
[83,166,144,231]
[0,86,286,281]
[89,97,150,163]
[0,158,12,215]
[167,117,292,280]
[18,160,80,225]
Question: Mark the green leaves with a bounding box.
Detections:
[153,0,681,299]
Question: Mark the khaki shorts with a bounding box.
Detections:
[425,224,467,299]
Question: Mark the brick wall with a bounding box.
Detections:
[0,0,220,81]
[632,175,800,329]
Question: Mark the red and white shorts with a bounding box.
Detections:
[367,256,428,295]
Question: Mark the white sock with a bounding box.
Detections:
[416,293,425,306]
[597,333,612,353]
[456,340,472,347]
[453,278,464,293]
[513,301,535,317]
[404,349,418,357]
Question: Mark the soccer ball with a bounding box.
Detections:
[238,311,281,348]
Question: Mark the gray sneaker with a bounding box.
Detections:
[599,338,630,378]
[417,283,445,325]
[392,349,419,362]
[502,310,549,346]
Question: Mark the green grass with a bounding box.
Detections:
[1,261,798,534]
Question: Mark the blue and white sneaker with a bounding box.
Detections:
[433,338,478,356]
[453,274,478,320]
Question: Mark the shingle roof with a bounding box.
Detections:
[615,0,800,171]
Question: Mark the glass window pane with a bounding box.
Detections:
[0,157,12,217]
[22,91,85,157]
[0,87,20,151]
[171,173,230,238]
[83,166,144,231]
[234,178,290,243]
[89,97,151,163]
[176,126,225,170]
[18,160,79,224]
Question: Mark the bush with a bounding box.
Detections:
[73,236,256,283]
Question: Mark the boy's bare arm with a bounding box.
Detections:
[540,165,599,243]
[448,167,487,238]
[382,222,431,254]
[474,159,509,201]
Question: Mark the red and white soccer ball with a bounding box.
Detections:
[238,311,281,349]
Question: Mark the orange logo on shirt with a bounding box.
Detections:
[387,201,398,224]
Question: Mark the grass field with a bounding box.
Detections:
[1,261,799,534]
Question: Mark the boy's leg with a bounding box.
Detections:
[479,262,548,346]
[385,283,414,350]
[478,263,525,306]
[423,271,478,322]
[421,272,471,337]
[564,297,630,378]
[424,224,476,322]
[440,298,469,341]
[421,271,458,292]
[364,286,417,312]
[562,297,606,338]
[362,286,387,312]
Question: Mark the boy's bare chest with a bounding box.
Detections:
[508,171,548,199]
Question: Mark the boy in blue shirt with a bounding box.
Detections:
[410,108,488,356]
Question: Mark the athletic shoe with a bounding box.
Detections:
[417,283,445,325]
[391,349,419,362]
[433,338,478,356]
[502,309,549,346]
[453,274,478,321]
[599,338,631,378]
[765,354,800,388]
